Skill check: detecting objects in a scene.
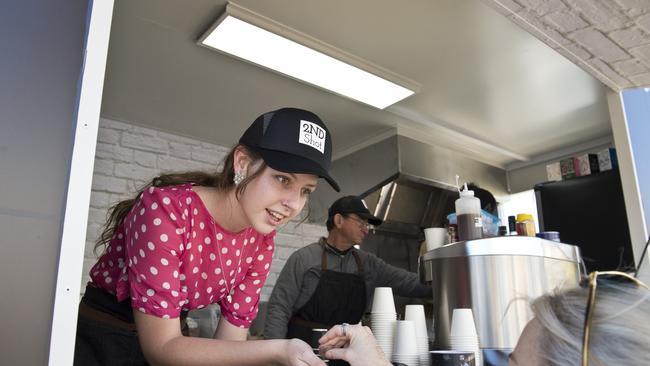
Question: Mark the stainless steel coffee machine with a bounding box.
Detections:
[421,236,582,366]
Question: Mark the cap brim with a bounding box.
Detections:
[253,147,340,192]
[357,212,383,226]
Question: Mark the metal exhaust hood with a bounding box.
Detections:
[308,134,507,230]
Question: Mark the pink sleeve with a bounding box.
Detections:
[219,232,275,328]
[126,187,188,319]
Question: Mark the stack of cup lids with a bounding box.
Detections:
[370,287,397,358]
[404,305,430,366]
[449,308,482,366]
[391,320,419,366]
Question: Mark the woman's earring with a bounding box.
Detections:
[233,171,246,186]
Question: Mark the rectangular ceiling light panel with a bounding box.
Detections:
[199,7,416,109]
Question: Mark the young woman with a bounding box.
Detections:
[74,108,340,366]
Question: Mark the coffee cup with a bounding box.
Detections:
[371,287,396,314]
[450,308,478,338]
[429,350,475,366]
[392,320,418,356]
[404,304,427,338]
[309,328,328,348]
[424,227,448,251]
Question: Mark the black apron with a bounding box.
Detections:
[74,284,189,366]
[287,245,367,366]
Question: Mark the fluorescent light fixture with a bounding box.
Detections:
[198,3,418,109]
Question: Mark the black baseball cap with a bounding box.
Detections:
[240,108,340,191]
[328,196,383,226]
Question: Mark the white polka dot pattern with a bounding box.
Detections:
[87,184,275,327]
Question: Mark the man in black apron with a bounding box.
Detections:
[286,245,367,366]
[265,196,432,365]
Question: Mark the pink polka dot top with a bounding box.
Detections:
[88,184,275,328]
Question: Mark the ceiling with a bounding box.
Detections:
[484,0,650,91]
[100,0,615,169]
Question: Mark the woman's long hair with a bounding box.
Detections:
[94,144,263,254]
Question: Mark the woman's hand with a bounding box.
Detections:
[282,338,327,366]
[318,324,391,366]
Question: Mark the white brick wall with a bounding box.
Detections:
[483,0,650,90]
[83,118,327,302]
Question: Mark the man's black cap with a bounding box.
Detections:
[240,107,340,191]
[328,196,383,226]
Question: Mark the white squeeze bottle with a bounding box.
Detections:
[455,179,483,241]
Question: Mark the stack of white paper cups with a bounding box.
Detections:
[449,308,482,366]
[404,305,430,366]
[391,320,419,366]
[370,287,397,358]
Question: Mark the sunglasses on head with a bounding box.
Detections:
[580,270,649,366]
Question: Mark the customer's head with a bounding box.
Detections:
[509,279,650,366]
